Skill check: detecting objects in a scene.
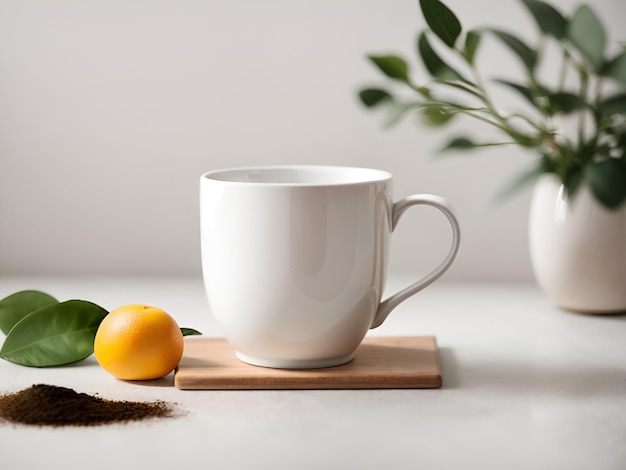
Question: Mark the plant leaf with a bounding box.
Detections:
[0,300,108,367]
[584,158,626,209]
[564,166,584,200]
[0,290,58,335]
[597,93,626,118]
[493,79,538,108]
[367,55,410,83]
[567,5,605,71]
[547,92,588,114]
[439,136,481,152]
[485,29,537,71]
[464,30,481,64]
[419,0,462,48]
[359,88,393,107]
[521,0,568,39]
[602,51,626,85]
[421,104,456,126]
[439,137,517,153]
[180,327,202,337]
[384,102,418,128]
[418,32,466,81]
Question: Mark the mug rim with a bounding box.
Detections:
[201,165,392,187]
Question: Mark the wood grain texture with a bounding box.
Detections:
[174,336,442,390]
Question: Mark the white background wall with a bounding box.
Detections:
[1,0,624,280]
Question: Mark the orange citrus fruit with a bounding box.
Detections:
[94,304,184,380]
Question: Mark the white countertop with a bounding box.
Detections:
[1,276,625,470]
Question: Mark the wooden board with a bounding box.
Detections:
[174,336,442,390]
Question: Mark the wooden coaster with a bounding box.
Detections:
[174,336,442,390]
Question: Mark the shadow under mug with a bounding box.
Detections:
[200,165,460,369]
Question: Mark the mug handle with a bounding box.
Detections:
[370,194,461,329]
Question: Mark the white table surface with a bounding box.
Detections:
[1,275,625,470]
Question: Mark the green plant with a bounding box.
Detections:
[359,0,626,209]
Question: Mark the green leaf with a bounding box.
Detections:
[421,104,456,126]
[418,32,466,81]
[486,29,537,71]
[384,102,417,128]
[597,93,626,118]
[439,136,517,153]
[521,0,568,39]
[419,0,462,48]
[493,79,539,108]
[464,30,481,64]
[602,51,626,85]
[508,132,542,148]
[359,88,393,107]
[564,166,584,200]
[547,92,588,114]
[567,5,606,71]
[180,327,202,337]
[0,300,108,367]
[0,290,58,335]
[584,158,626,209]
[367,55,410,82]
[439,136,481,152]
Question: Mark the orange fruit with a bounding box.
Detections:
[94,304,184,380]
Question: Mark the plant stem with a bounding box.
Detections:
[558,47,568,91]
[578,68,589,151]
[439,80,487,101]
[506,113,549,133]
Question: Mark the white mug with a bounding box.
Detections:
[200,165,460,369]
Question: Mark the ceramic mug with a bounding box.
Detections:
[200,165,460,369]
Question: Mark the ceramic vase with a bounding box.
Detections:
[528,174,626,313]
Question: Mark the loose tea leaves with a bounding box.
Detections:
[0,384,176,427]
[0,291,109,367]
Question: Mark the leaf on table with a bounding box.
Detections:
[0,290,58,335]
[180,327,203,337]
[0,300,108,367]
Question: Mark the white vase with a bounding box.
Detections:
[528,174,626,313]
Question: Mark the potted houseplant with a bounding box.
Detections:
[359,0,626,312]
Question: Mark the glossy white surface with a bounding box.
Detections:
[200,166,460,368]
[529,175,626,312]
[1,276,625,470]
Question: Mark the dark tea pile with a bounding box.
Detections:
[0,384,174,427]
